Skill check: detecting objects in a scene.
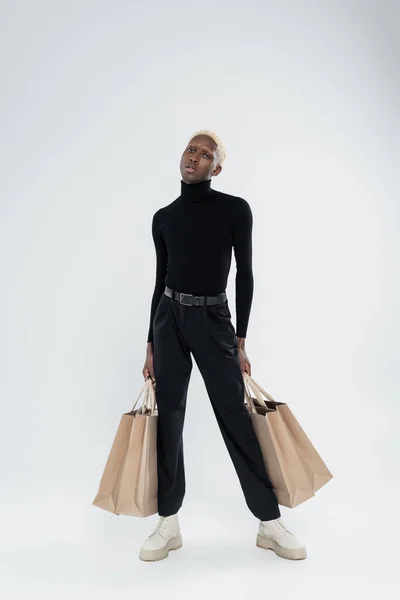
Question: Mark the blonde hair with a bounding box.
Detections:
[188,130,226,167]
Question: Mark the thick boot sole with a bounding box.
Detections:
[139,534,183,562]
[256,534,307,560]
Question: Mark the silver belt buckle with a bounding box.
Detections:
[179,293,193,306]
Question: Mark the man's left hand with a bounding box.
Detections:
[237,338,251,375]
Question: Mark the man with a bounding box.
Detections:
[140,130,306,562]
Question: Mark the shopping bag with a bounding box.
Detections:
[243,372,333,508]
[244,372,334,494]
[92,377,158,517]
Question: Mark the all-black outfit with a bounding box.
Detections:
[147,178,280,521]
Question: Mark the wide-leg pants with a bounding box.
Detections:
[152,289,281,521]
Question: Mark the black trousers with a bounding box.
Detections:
[152,289,281,521]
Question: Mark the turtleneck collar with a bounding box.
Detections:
[180,178,213,202]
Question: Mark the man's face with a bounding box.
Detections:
[180,135,222,184]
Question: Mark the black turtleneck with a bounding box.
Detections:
[147,178,254,343]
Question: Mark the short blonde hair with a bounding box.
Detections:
[188,130,226,167]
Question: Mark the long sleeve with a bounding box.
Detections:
[147,211,168,343]
[232,198,254,338]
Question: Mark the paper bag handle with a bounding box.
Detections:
[243,378,257,413]
[131,377,156,413]
[140,378,157,414]
[243,372,279,406]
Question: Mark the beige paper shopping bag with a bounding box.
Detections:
[243,373,333,507]
[92,377,158,517]
[244,372,333,496]
[243,377,314,508]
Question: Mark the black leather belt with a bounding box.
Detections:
[164,285,227,307]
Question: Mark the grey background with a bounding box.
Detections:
[0,0,398,597]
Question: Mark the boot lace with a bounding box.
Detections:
[276,519,290,534]
[263,517,292,536]
[151,516,169,537]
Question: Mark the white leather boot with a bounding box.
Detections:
[139,513,183,562]
[256,517,307,560]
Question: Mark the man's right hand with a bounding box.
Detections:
[142,341,155,382]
